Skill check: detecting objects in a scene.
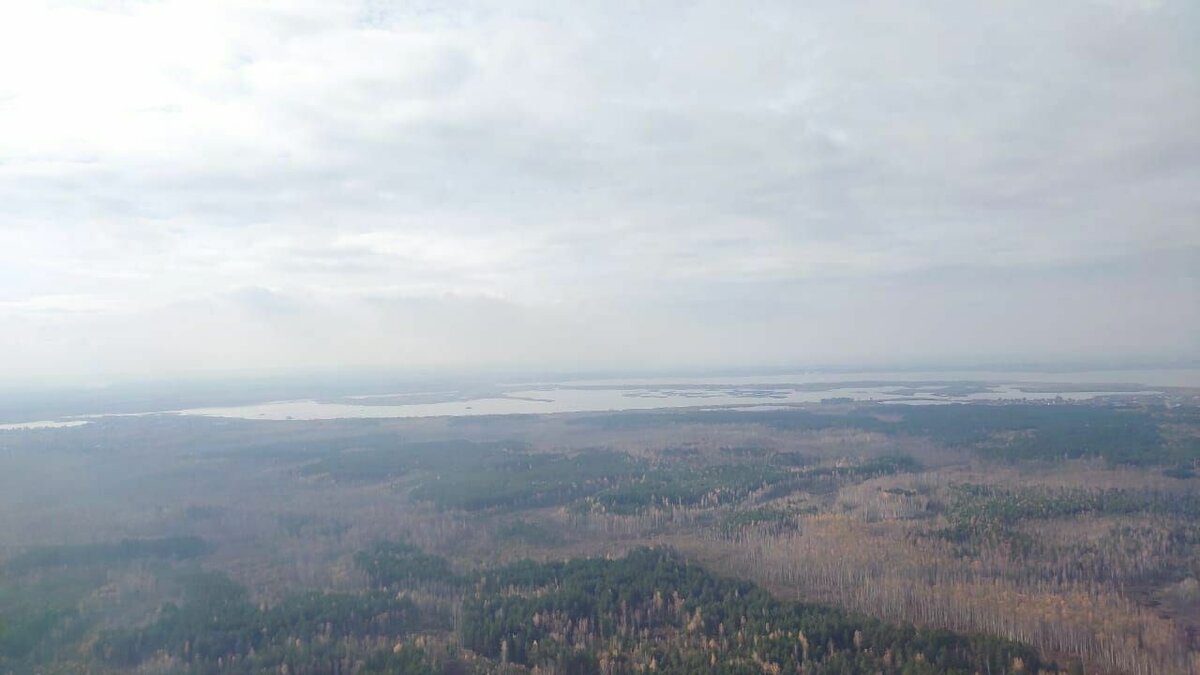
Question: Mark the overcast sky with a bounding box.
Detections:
[1,0,1197,384]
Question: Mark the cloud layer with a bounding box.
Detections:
[1,0,1197,383]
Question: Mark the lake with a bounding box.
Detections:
[168,370,1181,421]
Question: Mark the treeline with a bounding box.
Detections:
[299,439,525,481]
[4,535,210,575]
[941,484,1200,529]
[355,541,464,588]
[411,446,920,514]
[95,570,449,674]
[718,505,813,534]
[576,404,1178,466]
[582,464,789,514]
[936,484,1200,559]
[1,537,208,670]
[463,547,1049,674]
[801,454,922,479]
[88,543,1050,675]
[0,599,75,667]
[887,405,1161,462]
[411,450,640,511]
[493,518,564,546]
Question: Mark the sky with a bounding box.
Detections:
[0,0,1197,385]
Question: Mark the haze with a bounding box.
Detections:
[1,0,1197,385]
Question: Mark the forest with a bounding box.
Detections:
[13,540,1049,675]
[1,396,1198,674]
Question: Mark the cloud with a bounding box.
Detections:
[0,0,1197,382]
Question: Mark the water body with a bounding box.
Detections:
[0,369,1188,427]
[0,420,91,431]
[169,376,1171,421]
[547,368,1200,388]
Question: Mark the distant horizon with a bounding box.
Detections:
[3,359,1198,426]
[4,356,1200,392]
[2,1,1197,383]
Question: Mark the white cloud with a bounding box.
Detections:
[0,0,1196,382]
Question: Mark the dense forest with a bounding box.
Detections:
[9,540,1050,675]
[1,398,1198,674]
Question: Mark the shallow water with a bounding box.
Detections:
[0,420,91,431]
[1,369,1185,427]
[543,368,1200,388]
[170,380,1165,421]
